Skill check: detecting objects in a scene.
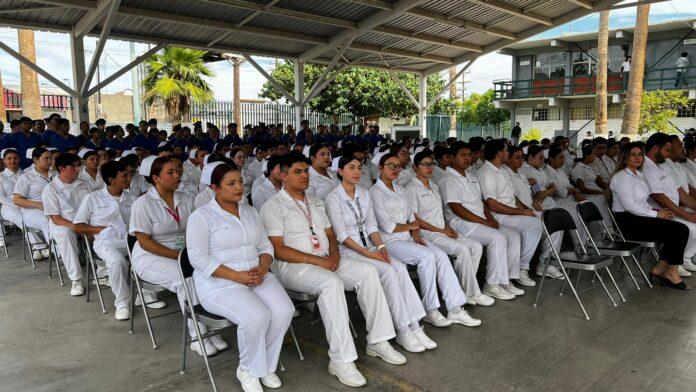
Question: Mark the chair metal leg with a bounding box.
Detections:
[604,267,626,302]
[189,310,218,392]
[88,253,107,314]
[349,318,358,338]
[556,263,590,320]
[129,276,136,335]
[51,241,65,286]
[594,270,617,307]
[533,260,551,307]
[133,275,158,349]
[279,358,285,372]
[180,315,188,374]
[631,255,653,288]
[559,270,569,296]
[0,222,9,258]
[288,323,304,360]
[575,270,582,291]
[619,256,640,290]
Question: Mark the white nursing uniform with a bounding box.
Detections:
[569,162,613,228]
[325,184,425,332]
[307,166,339,201]
[251,178,279,212]
[78,169,104,192]
[13,167,51,249]
[682,158,696,189]
[0,168,40,243]
[193,187,215,210]
[188,199,294,378]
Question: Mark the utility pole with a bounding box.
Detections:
[130,42,141,122]
[0,65,6,121]
[449,66,458,135]
[596,10,609,136]
[224,54,246,127]
[461,69,470,102]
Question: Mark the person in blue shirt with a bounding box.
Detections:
[223,123,243,146]
[50,118,79,152]
[202,127,222,153]
[8,117,42,169]
[104,125,131,152]
[75,121,91,147]
[296,120,312,145]
[123,123,137,145]
[84,127,101,150]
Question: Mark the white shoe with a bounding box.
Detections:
[115,307,130,320]
[209,335,229,351]
[536,264,565,280]
[94,276,111,287]
[678,266,692,277]
[447,309,481,327]
[366,340,407,365]
[260,372,282,389]
[236,366,263,392]
[483,284,515,300]
[70,280,85,296]
[41,248,50,259]
[515,269,536,287]
[328,361,366,387]
[683,260,696,272]
[32,250,43,260]
[135,292,167,309]
[472,293,494,306]
[423,310,452,327]
[190,340,218,357]
[502,283,524,296]
[412,327,437,350]
[395,330,425,353]
[292,309,301,318]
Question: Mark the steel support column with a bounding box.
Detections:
[294,59,305,131]
[70,33,89,123]
[418,73,427,139]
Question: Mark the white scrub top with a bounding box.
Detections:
[643,157,680,209]
[503,165,534,209]
[477,160,516,209]
[544,165,574,199]
[661,158,689,192]
[251,178,280,212]
[439,166,486,223]
[73,187,136,248]
[325,184,379,254]
[588,158,610,182]
[405,177,446,230]
[610,168,657,218]
[0,168,21,207]
[78,168,104,192]
[194,187,215,210]
[129,172,148,196]
[307,166,339,201]
[682,158,696,188]
[41,177,91,220]
[602,155,617,176]
[13,166,51,202]
[395,166,414,188]
[369,179,414,244]
[572,162,602,192]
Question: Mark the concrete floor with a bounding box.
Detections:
[1,235,695,392]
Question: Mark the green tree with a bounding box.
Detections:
[142,47,214,122]
[259,61,452,118]
[520,128,543,142]
[636,90,689,134]
[457,89,510,130]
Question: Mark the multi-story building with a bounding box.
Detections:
[493,18,696,141]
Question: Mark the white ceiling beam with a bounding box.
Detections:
[350,42,453,64]
[81,0,120,96]
[407,8,516,40]
[306,36,355,104]
[27,0,93,9]
[300,0,428,61]
[206,0,282,47]
[466,0,552,26]
[389,71,421,110]
[0,5,63,14]
[373,26,483,52]
[425,58,476,110]
[87,43,164,97]
[243,53,299,106]
[0,39,77,96]
[605,0,669,11]
[566,0,594,9]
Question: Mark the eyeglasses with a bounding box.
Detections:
[383,163,403,171]
[417,162,436,168]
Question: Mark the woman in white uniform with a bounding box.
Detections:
[13,147,52,259]
[129,156,227,357]
[227,147,253,200]
[78,149,104,192]
[0,148,37,249]
[188,161,294,391]
[326,154,435,353]
[307,143,338,200]
[392,144,414,187]
[405,150,492,309]
[571,144,613,228]
[370,152,476,328]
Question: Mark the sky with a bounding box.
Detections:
[1,0,695,102]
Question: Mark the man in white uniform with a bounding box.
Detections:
[41,153,91,296]
[260,152,400,388]
[588,137,611,183]
[476,139,542,288]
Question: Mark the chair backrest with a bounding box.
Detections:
[127,234,137,253]
[542,208,576,235]
[577,201,604,223]
[178,247,194,279]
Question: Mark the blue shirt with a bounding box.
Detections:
[223,134,243,146]
[75,134,90,147]
[202,137,222,153]
[41,129,58,144]
[84,140,101,150]
[7,131,42,168]
[105,137,131,151]
[50,133,79,152]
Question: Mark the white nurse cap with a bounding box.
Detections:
[371,151,386,166]
[121,149,136,157]
[330,156,340,172]
[139,155,158,176]
[25,148,35,159]
[200,161,225,186]
[188,148,198,159]
[77,149,94,159]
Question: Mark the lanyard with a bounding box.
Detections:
[164,206,180,225]
[292,195,316,236]
[345,196,368,247]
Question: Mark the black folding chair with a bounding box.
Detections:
[82,234,107,314]
[607,206,660,283]
[534,208,622,320]
[576,201,651,290]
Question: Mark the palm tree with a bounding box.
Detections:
[621,4,650,135]
[595,10,609,135]
[142,47,214,123]
[18,29,42,119]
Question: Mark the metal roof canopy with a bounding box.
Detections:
[0,0,627,136]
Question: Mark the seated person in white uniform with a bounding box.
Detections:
[227,147,253,200]
[588,137,611,184]
[682,137,696,199]
[194,157,243,209]
[307,143,339,200]
[643,133,696,274]
[477,139,542,289]
[13,148,53,260]
[0,148,33,249]
[431,145,451,187]
[187,162,294,392]
[371,152,477,327]
[603,139,620,176]
[439,141,521,301]
[119,153,148,197]
[41,153,91,296]
[77,149,104,192]
[260,152,396,388]
[182,147,207,195]
[571,144,613,228]
[251,155,283,212]
[662,135,692,197]
[406,150,492,308]
[392,144,414,188]
[129,156,228,358]
[325,154,433,355]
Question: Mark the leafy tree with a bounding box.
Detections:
[520,128,543,142]
[457,89,510,129]
[259,61,452,118]
[635,90,690,135]
[142,47,214,122]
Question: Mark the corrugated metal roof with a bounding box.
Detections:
[0,0,625,74]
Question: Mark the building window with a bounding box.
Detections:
[532,108,562,121]
[570,106,593,121]
[516,108,532,117]
[677,102,696,118]
[533,52,566,79]
[572,47,597,76]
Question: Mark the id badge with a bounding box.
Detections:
[174,234,185,251]
[310,235,322,253]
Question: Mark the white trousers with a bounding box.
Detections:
[674,217,696,262]
[21,208,49,250]
[49,222,82,281]
[2,205,42,245]
[94,242,130,309]
[450,220,518,284]
[421,231,484,298]
[132,254,207,338]
[196,274,294,378]
[496,214,543,270]
[346,252,425,332]
[271,257,394,363]
[385,239,468,312]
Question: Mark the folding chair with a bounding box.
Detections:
[126,234,179,349]
[82,234,107,314]
[20,217,45,269]
[46,237,66,286]
[607,207,660,281]
[0,207,14,258]
[534,208,622,320]
[177,248,237,392]
[576,201,650,290]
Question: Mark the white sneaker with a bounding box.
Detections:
[423,310,452,327]
[678,266,692,277]
[70,280,85,296]
[260,372,282,389]
[114,307,130,320]
[209,335,229,351]
[135,292,167,309]
[236,366,263,392]
[471,293,494,306]
[328,361,366,387]
[395,330,425,353]
[502,283,524,296]
[41,248,50,259]
[366,340,407,365]
[412,327,437,350]
[32,250,43,260]
[683,260,696,272]
[190,339,218,357]
[447,309,481,327]
[483,284,515,300]
[536,264,565,280]
[515,269,536,287]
